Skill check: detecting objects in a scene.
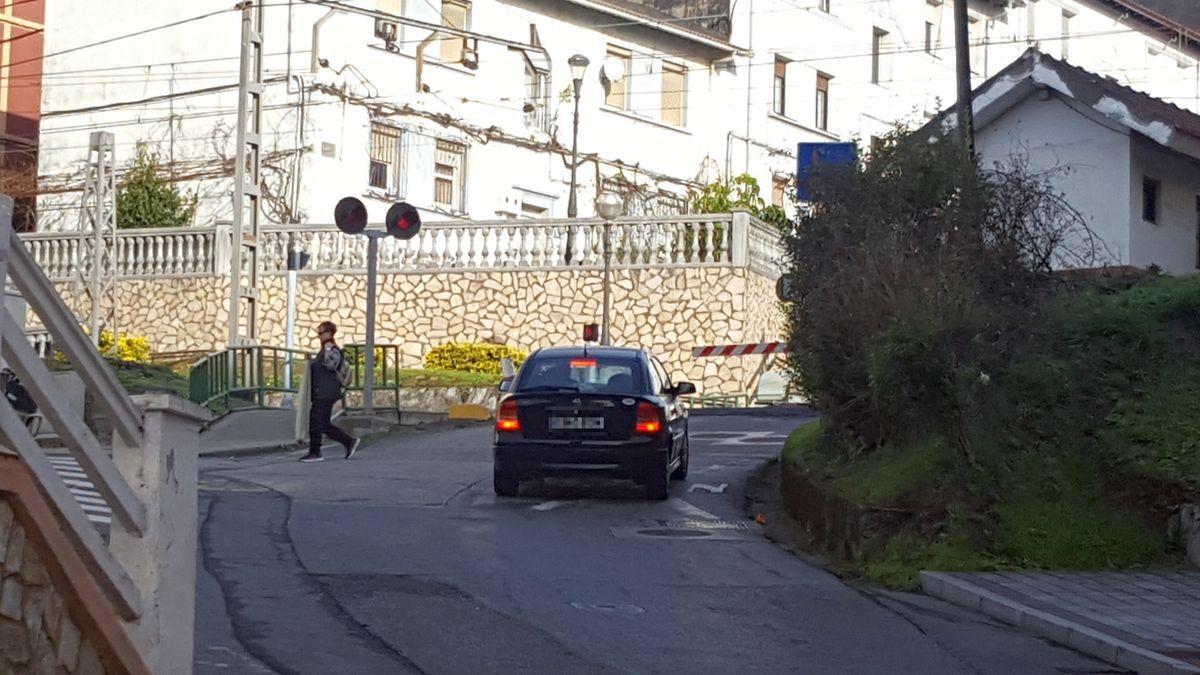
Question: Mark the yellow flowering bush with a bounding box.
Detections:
[423,343,526,375]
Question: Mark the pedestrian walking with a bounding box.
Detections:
[299,321,360,462]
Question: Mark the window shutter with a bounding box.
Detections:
[661,62,686,126]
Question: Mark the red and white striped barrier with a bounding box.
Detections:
[692,342,787,357]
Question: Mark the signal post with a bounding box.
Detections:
[333,197,422,417]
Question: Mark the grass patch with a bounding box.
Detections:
[781,419,823,470]
[110,360,190,398]
[778,275,1200,588]
[396,369,500,389]
[834,436,956,506]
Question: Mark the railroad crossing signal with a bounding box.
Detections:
[385,201,422,240]
[334,196,368,234]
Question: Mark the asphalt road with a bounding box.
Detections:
[194,412,1114,674]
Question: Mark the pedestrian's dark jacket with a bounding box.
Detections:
[310,344,345,401]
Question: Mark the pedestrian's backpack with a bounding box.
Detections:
[335,348,352,389]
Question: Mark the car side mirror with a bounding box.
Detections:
[673,382,696,396]
[498,378,512,392]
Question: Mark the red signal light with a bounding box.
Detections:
[385,201,422,240]
[496,399,521,432]
[569,359,597,368]
[634,402,663,435]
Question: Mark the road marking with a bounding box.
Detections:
[669,497,720,521]
[689,431,789,446]
[532,500,567,512]
[46,455,112,528]
[688,483,728,494]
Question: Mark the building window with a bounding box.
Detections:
[369,123,403,196]
[605,46,632,110]
[661,61,687,126]
[1061,9,1074,60]
[1143,177,1160,224]
[524,58,550,132]
[772,176,789,208]
[815,73,830,131]
[817,0,830,12]
[773,56,788,116]
[434,140,466,211]
[871,28,890,84]
[440,0,470,63]
[924,1,941,55]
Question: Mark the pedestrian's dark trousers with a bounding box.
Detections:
[309,397,353,455]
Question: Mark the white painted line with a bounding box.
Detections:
[61,478,99,489]
[532,501,567,512]
[72,495,108,506]
[688,483,728,494]
[56,471,90,480]
[87,515,112,524]
[669,498,720,521]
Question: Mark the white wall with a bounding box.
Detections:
[34,0,1200,232]
[1128,137,1200,274]
[975,91,1132,267]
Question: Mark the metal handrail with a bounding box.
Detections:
[188,343,408,413]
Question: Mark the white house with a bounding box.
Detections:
[929,48,1200,274]
[29,0,1200,231]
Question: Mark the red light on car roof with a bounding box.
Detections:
[569,359,597,368]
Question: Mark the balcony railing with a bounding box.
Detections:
[21,212,784,281]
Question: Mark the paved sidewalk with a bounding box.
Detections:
[923,571,1200,674]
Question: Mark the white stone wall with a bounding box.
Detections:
[35,0,1200,235]
[1128,136,1200,274]
[44,266,784,394]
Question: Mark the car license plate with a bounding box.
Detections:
[550,416,604,430]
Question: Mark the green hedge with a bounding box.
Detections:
[423,343,526,375]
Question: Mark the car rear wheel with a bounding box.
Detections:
[494,466,520,497]
[670,438,689,481]
[643,456,671,500]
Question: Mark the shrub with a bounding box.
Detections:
[98,330,152,363]
[782,127,1099,454]
[423,343,526,375]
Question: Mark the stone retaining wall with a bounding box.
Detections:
[0,499,106,674]
[45,267,784,394]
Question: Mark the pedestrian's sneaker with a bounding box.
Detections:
[299,452,324,463]
[345,437,361,460]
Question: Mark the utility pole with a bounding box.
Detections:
[75,131,117,347]
[228,0,264,348]
[953,0,975,151]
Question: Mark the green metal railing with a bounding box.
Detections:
[188,343,408,414]
[188,345,309,411]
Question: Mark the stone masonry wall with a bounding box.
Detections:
[0,498,107,674]
[44,268,785,394]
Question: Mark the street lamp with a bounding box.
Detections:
[566,54,589,222]
[596,191,624,346]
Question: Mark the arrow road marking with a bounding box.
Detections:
[688,483,729,494]
[669,498,720,521]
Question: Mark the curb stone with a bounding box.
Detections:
[920,571,1200,675]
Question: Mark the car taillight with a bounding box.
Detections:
[496,399,520,432]
[634,402,663,435]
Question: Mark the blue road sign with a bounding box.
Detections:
[796,142,857,201]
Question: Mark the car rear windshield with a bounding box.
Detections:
[516,356,644,394]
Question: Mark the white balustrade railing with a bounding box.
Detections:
[20,213,786,281]
[21,227,220,281]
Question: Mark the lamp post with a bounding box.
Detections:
[596,192,624,346]
[567,54,589,220]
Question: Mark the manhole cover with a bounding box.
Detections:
[637,528,713,538]
[570,602,646,615]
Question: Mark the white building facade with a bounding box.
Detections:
[32,0,1200,231]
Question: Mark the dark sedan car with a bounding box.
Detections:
[492,346,695,499]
